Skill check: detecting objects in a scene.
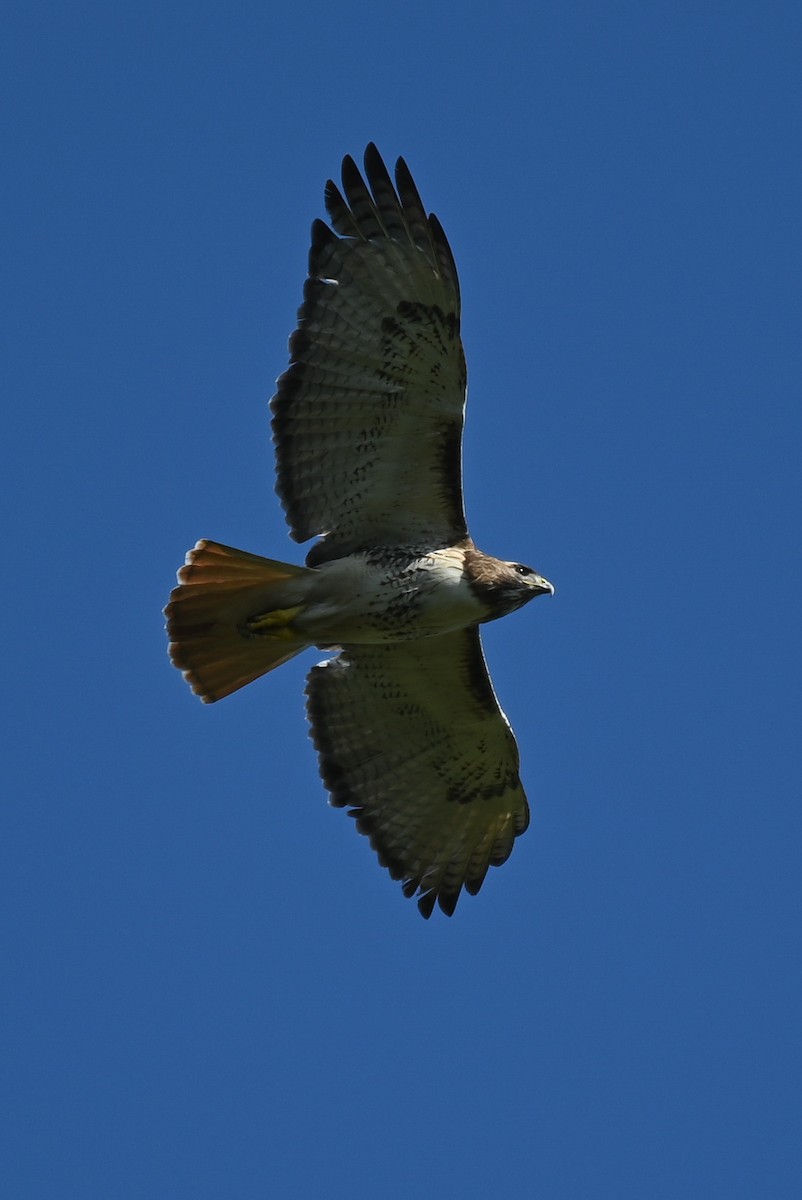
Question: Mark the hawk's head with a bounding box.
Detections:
[463,548,554,622]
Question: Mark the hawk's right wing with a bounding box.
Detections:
[271,144,468,565]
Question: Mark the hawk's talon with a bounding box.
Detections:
[245,604,304,638]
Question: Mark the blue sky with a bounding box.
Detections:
[3,2,801,1196]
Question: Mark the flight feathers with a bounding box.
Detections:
[165,540,311,702]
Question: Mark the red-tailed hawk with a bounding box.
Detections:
[165,145,553,918]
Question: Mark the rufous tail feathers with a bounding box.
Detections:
[165,540,313,703]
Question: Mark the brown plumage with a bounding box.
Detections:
[165,145,553,917]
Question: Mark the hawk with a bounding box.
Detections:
[165,145,554,918]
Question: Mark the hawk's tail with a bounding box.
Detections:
[165,539,313,703]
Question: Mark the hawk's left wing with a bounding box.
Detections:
[306,630,530,918]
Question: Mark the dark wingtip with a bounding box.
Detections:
[394,154,414,190]
[363,141,382,169]
[340,153,362,191]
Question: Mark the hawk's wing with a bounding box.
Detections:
[271,144,468,565]
[306,630,530,918]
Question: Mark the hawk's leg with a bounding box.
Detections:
[243,605,305,640]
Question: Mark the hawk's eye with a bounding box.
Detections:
[513,563,532,576]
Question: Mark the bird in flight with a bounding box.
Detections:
[165,144,553,918]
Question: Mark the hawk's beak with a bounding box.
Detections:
[532,574,555,597]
